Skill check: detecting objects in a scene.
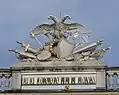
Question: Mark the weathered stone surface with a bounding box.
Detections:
[56,38,74,58]
[37,50,51,61]
[8,15,111,92]
[11,60,106,69]
[0,92,119,95]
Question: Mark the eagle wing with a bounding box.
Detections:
[64,23,89,34]
[30,24,54,37]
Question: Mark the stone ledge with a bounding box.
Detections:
[0,90,119,95]
[11,60,107,70]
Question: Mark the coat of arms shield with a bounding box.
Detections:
[56,38,74,58]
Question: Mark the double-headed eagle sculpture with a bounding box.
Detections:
[9,15,111,62]
[30,15,89,40]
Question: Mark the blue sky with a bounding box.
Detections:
[0,0,119,67]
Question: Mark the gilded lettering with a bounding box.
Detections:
[37,77,42,84]
[71,77,75,84]
[61,77,64,84]
[50,77,54,84]
[42,78,46,84]
[93,77,96,84]
[65,77,69,84]
[29,77,34,84]
[78,77,82,84]
[88,77,93,84]
[22,75,96,85]
[22,77,28,85]
[47,77,51,84]
[84,77,88,84]
[54,77,59,84]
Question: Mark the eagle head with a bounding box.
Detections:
[48,15,57,23]
[62,15,71,22]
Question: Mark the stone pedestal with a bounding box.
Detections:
[12,72,21,90]
[11,60,107,91]
[96,70,106,89]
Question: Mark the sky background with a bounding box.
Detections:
[0,0,119,68]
